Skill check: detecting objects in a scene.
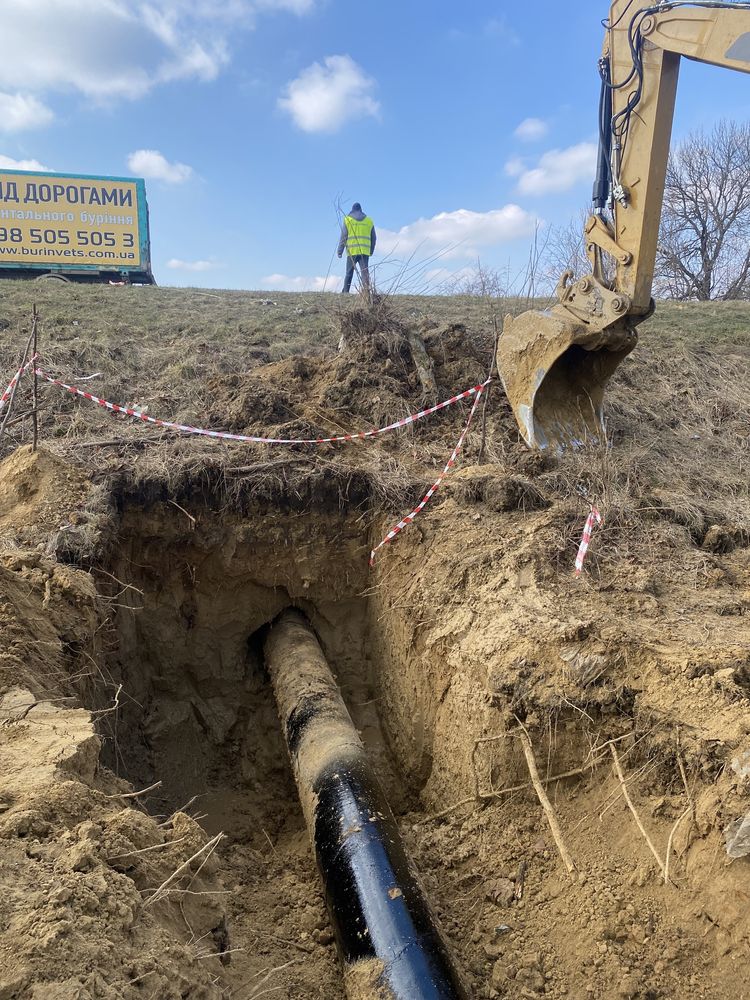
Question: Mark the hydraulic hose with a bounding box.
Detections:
[593,55,614,213]
[263,608,468,1000]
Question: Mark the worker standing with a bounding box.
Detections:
[337,202,376,294]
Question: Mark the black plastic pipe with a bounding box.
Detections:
[264,608,468,1000]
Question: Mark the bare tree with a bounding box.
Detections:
[439,121,750,303]
[442,260,514,297]
[538,121,750,302]
[540,210,590,289]
[655,120,750,301]
[440,223,552,306]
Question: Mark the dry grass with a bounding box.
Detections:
[0,278,748,570]
[542,339,750,570]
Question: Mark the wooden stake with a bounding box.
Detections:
[0,326,35,447]
[478,312,500,462]
[31,305,39,452]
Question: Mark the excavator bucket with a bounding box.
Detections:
[497,308,637,451]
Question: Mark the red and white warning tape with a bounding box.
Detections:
[1,358,488,565]
[369,383,486,566]
[0,355,38,414]
[574,506,602,575]
[2,357,609,572]
[34,367,489,447]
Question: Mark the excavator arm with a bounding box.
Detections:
[499,1,750,450]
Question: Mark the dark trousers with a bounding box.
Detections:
[342,254,370,293]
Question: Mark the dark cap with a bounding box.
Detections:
[351,202,362,212]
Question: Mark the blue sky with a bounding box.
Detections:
[1,0,748,291]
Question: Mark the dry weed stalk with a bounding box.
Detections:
[517,723,576,876]
[0,323,35,447]
[425,729,630,823]
[143,832,224,907]
[107,834,190,862]
[609,744,666,879]
[238,958,300,1000]
[157,793,203,825]
[192,947,245,961]
[106,780,162,800]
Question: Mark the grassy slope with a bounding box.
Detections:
[1,282,749,361]
[0,280,747,547]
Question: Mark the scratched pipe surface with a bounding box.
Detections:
[263,608,468,1000]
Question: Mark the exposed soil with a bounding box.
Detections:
[0,291,749,1000]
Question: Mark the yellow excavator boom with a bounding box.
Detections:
[499,1,750,450]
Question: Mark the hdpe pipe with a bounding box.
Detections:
[264,608,468,1000]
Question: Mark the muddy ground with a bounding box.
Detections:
[0,286,749,999]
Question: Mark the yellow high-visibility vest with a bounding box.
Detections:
[344,215,374,256]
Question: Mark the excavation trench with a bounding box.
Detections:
[6,445,748,999]
[265,608,467,999]
[95,496,461,998]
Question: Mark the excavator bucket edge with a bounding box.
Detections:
[497,309,637,451]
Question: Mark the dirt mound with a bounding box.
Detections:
[371,454,750,996]
[0,688,227,1000]
[0,446,90,541]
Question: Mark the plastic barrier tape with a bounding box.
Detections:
[0,355,38,414]
[35,368,490,446]
[26,363,490,566]
[369,383,486,566]
[575,506,602,575]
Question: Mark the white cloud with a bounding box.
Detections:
[261,273,341,291]
[515,142,597,195]
[156,1,315,19]
[484,17,521,46]
[0,1,226,101]
[0,154,53,171]
[167,258,221,271]
[377,205,538,259]
[419,266,483,292]
[514,117,548,142]
[0,0,314,104]
[128,149,193,183]
[256,0,315,10]
[504,157,525,178]
[0,93,54,132]
[279,55,379,133]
